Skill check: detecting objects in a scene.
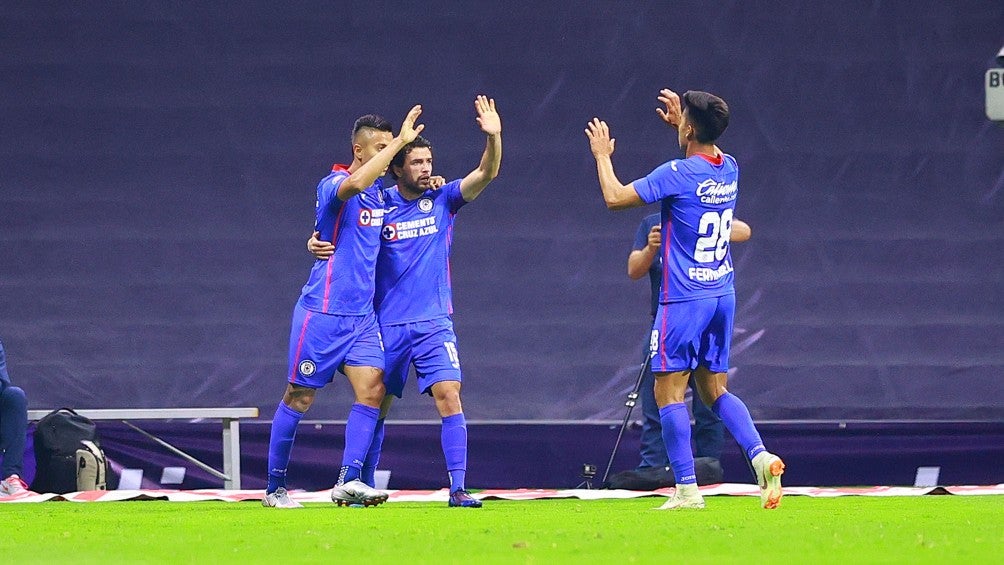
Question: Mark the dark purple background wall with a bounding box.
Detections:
[2,2,1002,421]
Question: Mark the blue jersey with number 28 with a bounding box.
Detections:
[632,153,738,303]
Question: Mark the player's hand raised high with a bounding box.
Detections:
[585,118,615,158]
[475,95,501,136]
[656,89,683,128]
[398,105,425,143]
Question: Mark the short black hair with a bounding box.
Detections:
[682,91,729,143]
[389,136,433,180]
[352,114,392,140]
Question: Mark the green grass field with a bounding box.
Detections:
[2,495,1000,563]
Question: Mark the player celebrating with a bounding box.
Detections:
[310,95,502,507]
[585,89,784,510]
[263,106,426,509]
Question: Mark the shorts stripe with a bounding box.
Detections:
[658,305,669,370]
[289,310,313,383]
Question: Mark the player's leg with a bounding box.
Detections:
[331,312,389,506]
[689,373,724,461]
[414,319,480,507]
[638,334,669,469]
[265,303,337,508]
[651,301,713,510]
[0,385,29,496]
[693,294,784,509]
[360,323,410,487]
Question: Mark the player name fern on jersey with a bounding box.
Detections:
[688,260,734,282]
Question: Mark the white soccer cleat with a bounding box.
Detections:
[655,483,705,510]
[262,487,303,509]
[330,479,389,507]
[0,474,30,497]
[751,451,785,509]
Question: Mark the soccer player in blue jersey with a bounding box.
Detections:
[586,89,784,510]
[263,105,427,509]
[309,95,502,507]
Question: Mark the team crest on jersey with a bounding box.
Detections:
[298,360,316,377]
[358,208,385,227]
[381,224,398,241]
[418,197,434,213]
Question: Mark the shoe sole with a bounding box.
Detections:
[760,457,785,509]
[333,494,389,507]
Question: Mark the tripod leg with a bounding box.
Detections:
[601,354,653,485]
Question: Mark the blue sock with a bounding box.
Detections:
[361,418,386,487]
[441,413,467,492]
[266,402,303,493]
[659,403,697,485]
[712,392,766,460]
[339,403,380,484]
[0,386,28,479]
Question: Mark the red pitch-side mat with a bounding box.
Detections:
[2,484,1002,504]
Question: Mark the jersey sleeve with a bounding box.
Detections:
[316,173,349,225]
[632,160,688,204]
[444,179,466,214]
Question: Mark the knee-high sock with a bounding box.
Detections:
[266,402,303,493]
[339,403,380,484]
[361,418,386,487]
[441,413,467,492]
[659,403,697,485]
[0,386,28,479]
[711,392,765,460]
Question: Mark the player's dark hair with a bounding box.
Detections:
[352,114,393,140]
[682,91,729,143]
[389,136,433,180]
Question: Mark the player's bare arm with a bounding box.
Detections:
[338,105,426,200]
[731,219,751,242]
[628,225,661,279]
[459,95,502,202]
[656,88,683,129]
[585,118,644,210]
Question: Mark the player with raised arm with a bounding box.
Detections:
[309,96,501,507]
[586,89,784,510]
[263,106,425,509]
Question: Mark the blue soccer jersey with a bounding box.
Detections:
[375,179,467,324]
[632,153,738,303]
[298,164,386,315]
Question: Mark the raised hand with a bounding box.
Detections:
[475,95,501,136]
[656,88,682,128]
[585,117,615,158]
[399,104,425,143]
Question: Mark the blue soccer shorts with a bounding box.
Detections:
[650,293,735,374]
[286,302,385,389]
[380,317,462,398]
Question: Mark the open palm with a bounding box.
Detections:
[475,95,501,135]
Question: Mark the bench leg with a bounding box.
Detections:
[222,418,242,490]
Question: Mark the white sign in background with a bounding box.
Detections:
[987,69,1004,121]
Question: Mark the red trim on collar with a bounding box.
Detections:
[331,163,350,173]
[695,153,723,166]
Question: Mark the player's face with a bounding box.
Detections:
[397,147,434,192]
[353,129,394,166]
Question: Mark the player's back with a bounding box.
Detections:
[299,165,386,316]
[375,180,467,325]
[634,153,739,303]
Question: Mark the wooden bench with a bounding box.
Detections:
[28,408,259,490]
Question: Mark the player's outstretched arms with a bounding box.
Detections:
[731,219,751,243]
[338,105,426,200]
[307,231,335,260]
[585,118,644,210]
[460,95,502,202]
[656,89,682,128]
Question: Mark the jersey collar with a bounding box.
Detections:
[694,153,724,166]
